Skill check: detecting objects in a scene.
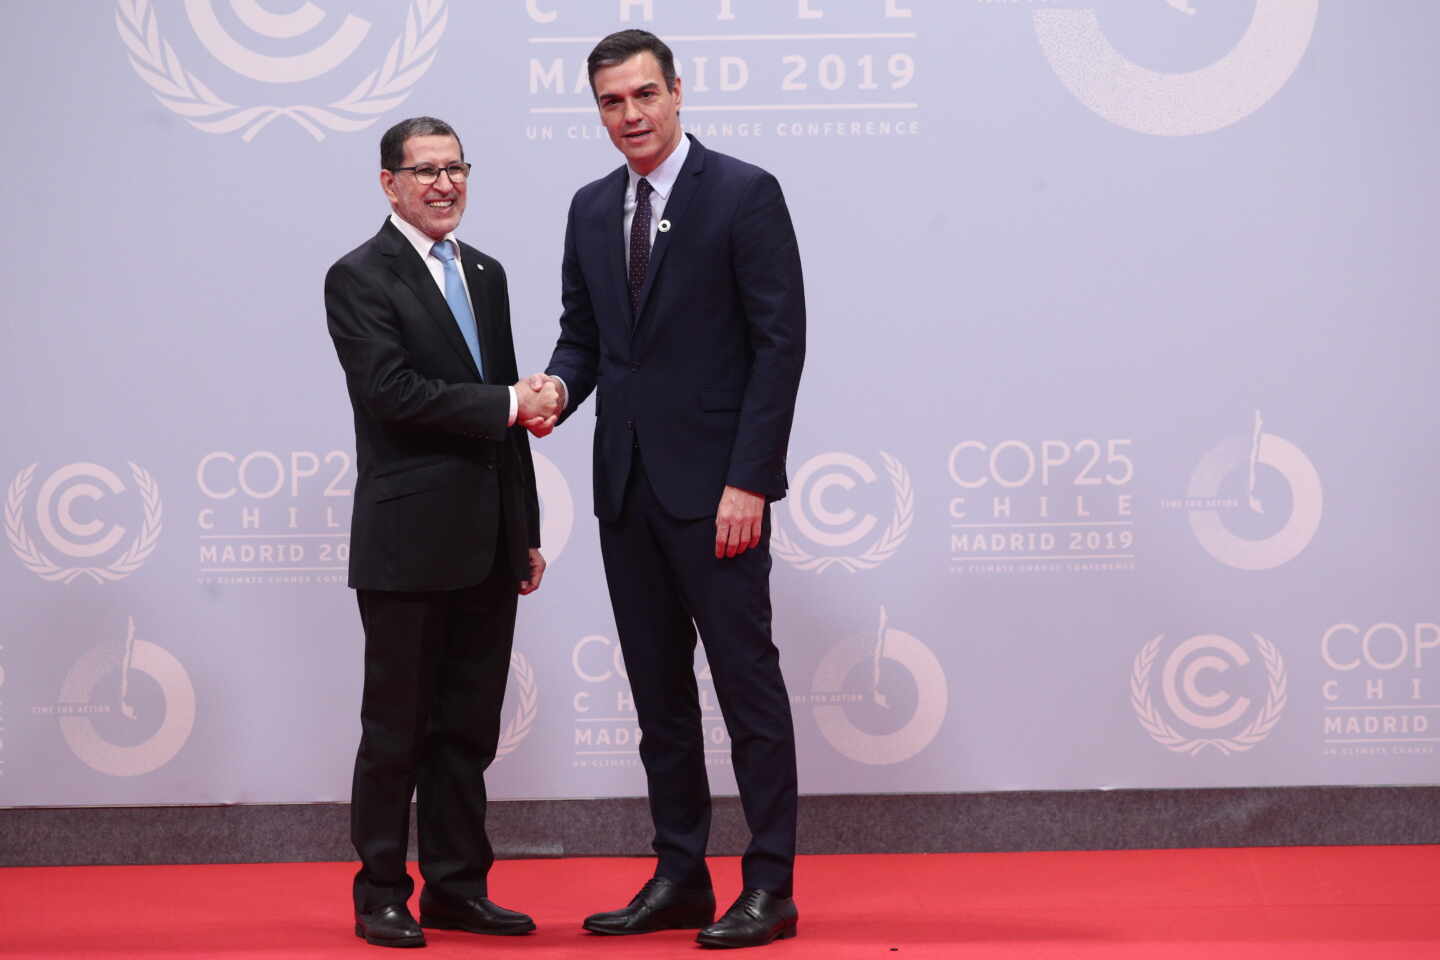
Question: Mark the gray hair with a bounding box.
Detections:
[380,116,463,170]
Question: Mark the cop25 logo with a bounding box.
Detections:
[115,0,449,140]
[1034,0,1320,136]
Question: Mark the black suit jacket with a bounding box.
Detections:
[547,136,805,521]
[326,219,540,591]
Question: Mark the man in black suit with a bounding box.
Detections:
[325,116,560,949]
[527,30,806,949]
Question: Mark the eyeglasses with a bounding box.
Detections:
[390,162,471,185]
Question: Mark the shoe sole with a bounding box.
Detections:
[419,915,535,936]
[584,921,714,932]
[583,921,711,935]
[583,914,715,936]
[696,924,798,948]
[354,923,426,948]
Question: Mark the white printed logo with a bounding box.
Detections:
[495,650,538,760]
[772,452,913,573]
[115,0,448,141]
[1033,0,1320,136]
[531,451,575,565]
[811,608,946,765]
[1131,632,1287,756]
[6,462,163,584]
[58,617,196,777]
[1187,411,1322,571]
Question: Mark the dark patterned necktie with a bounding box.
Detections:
[628,177,654,316]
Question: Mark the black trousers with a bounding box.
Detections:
[599,453,799,897]
[350,550,517,912]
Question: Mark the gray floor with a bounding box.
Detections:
[4,787,1437,867]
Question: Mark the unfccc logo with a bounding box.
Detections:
[6,462,163,584]
[495,650,538,761]
[58,617,196,777]
[811,609,947,765]
[771,452,912,573]
[1033,0,1320,136]
[115,0,449,141]
[1187,411,1322,571]
[1131,633,1287,756]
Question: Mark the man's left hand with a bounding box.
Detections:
[518,548,547,594]
[715,486,765,559]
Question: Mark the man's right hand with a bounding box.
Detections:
[518,373,563,437]
[515,374,561,424]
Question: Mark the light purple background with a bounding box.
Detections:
[2,1,1436,806]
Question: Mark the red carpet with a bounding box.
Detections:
[3,848,1438,958]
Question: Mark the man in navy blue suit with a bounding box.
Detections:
[525,28,806,950]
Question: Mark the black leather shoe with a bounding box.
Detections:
[418,888,535,936]
[355,903,426,948]
[583,877,716,935]
[696,889,798,948]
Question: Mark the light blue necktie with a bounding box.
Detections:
[430,239,484,379]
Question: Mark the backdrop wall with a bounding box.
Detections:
[3,0,1436,807]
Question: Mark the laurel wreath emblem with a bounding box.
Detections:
[1130,634,1287,756]
[6,463,163,585]
[495,650,538,760]
[771,452,913,573]
[114,0,447,142]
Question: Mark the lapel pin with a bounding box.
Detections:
[657,219,671,233]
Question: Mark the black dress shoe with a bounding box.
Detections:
[696,889,798,948]
[355,903,426,948]
[418,888,535,935]
[583,877,716,935]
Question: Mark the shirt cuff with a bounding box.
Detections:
[507,386,518,426]
[550,375,569,413]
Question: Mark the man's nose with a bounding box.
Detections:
[624,99,643,123]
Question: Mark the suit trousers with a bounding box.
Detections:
[350,540,517,912]
[598,451,798,897]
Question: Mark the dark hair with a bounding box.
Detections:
[586,29,677,97]
[379,116,464,171]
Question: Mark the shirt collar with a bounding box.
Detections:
[389,211,459,263]
[627,132,690,203]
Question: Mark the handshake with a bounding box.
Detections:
[514,373,564,438]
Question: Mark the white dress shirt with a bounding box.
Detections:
[389,212,517,425]
[623,132,691,267]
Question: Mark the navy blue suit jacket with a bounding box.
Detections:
[547,136,805,521]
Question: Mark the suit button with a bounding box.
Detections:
[625,419,634,430]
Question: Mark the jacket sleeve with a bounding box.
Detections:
[545,197,601,424]
[325,259,512,442]
[725,171,806,498]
